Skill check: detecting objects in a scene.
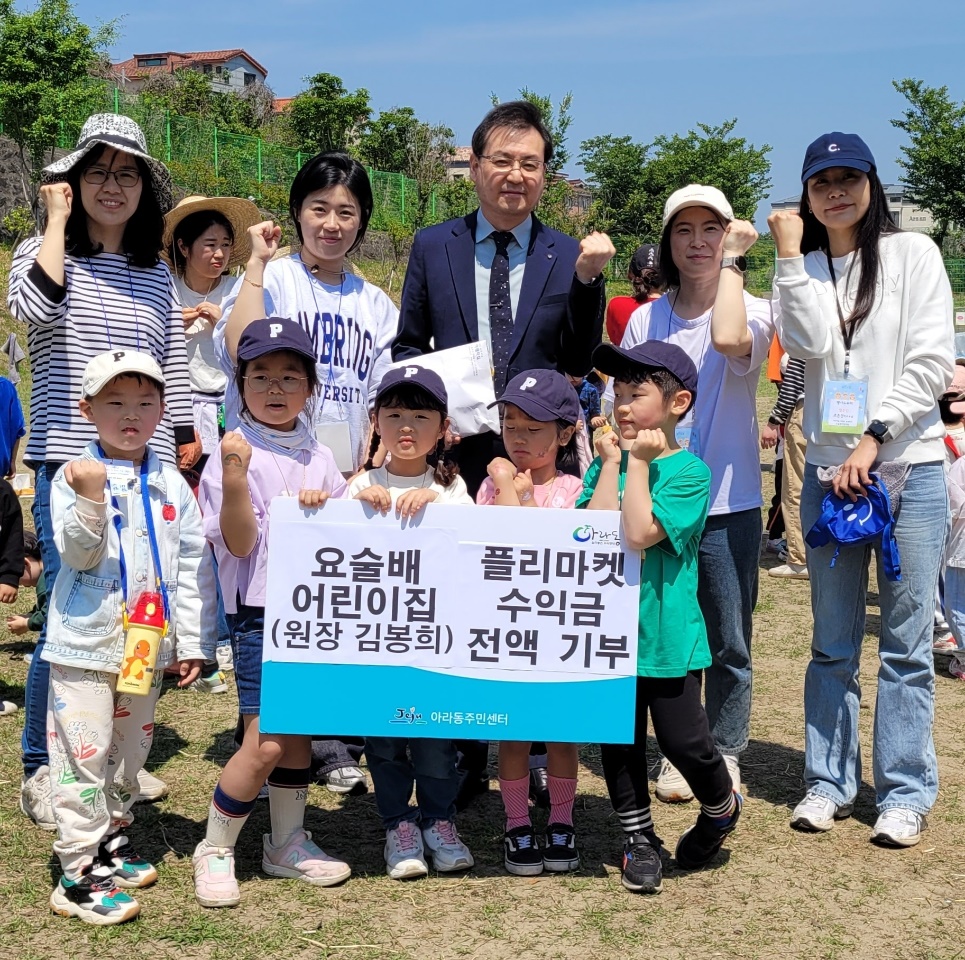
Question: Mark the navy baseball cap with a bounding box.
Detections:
[376,364,448,408]
[237,317,317,365]
[801,132,876,183]
[629,243,659,276]
[592,340,698,396]
[490,369,582,424]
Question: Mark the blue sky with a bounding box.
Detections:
[72,0,965,223]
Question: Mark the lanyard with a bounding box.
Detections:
[298,256,344,418]
[665,291,710,424]
[825,253,856,378]
[102,450,170,631]
[85,257,142,351]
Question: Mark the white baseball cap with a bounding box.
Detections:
[662,184,734,227]
[83,350,165,398]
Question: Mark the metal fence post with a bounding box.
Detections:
[113,87,119,114]
[213,126,220,188]
[165,112,172,163]
[400,174,406,225]
[257,138,263,187]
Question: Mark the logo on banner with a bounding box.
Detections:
[573,525,621,546]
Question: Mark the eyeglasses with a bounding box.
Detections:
[479,155,545,175]
[243,375,309,394]
[82,167,142,188]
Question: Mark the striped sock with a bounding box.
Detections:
[547,775,577,827]
[618,806,654,837]
[701,792,737,821]
[267,766,311,848]
[499,776,532,831]
[206,784,257,848]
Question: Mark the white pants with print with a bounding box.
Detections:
[47,662,161,876]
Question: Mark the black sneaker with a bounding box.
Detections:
[504,825,543,876]
[621,833,663,894]
[542,823,580,873]
[49,864,140,925]
[98,833,158,889]
[674,792,743,870]
[529,766,550,809]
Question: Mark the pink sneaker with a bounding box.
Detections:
[262,828,351,886]
[192,842,240,908]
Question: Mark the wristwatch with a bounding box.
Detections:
[720,256,747,273]
[864,420,891,445]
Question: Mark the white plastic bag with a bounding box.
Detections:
[387,341,499,439]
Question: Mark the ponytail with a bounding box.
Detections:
[427,436,460,488]
[363,428,382,471]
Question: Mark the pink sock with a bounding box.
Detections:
[499,776,531,831]
[548,775,577,826]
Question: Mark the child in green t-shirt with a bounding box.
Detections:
[579,340,741,896]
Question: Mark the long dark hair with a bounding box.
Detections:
[799,169,899,333]
[62,144,166,268]
[364,384,459,487]
[168,210,234,277]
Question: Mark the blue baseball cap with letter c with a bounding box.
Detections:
[801,132,876,183]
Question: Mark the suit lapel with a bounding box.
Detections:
[446,211,479,341]
[511,216,554,358]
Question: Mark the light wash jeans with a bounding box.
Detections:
[698,508,761,756]
[944,566,965,650]
[800,461,946,814]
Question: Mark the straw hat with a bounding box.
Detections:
[42,113,174,213]
[163,195,262,271]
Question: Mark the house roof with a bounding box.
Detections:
[272,97,295,113]
[112,49,268,79]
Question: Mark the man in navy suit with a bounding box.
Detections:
[393,100,615,494]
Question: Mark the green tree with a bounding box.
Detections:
[490,87,573,175]
[0,0,116,206]
[892,78,965,246]
[288,72,371,154]
[358,106,419,173]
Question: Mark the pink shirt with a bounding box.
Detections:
[476,471,583,509]
[199,430,347,613]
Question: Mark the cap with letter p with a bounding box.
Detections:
[801,132,876,183]
[236,317,318,365]
[490,368,582,424]
[375,365,448,408]
[82,349,165,398]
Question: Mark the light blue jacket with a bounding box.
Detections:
[42,442,216,673]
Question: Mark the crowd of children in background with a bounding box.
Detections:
[0,112,961,928]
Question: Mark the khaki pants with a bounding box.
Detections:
[781,399,807,566]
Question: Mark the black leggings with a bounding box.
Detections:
[601,672,732,816]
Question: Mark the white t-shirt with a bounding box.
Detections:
[348,465,474,505]
[611,291,774,516]
[173,274,237,395]
[216,256,400,472]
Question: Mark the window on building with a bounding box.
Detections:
[889,196,902,203]
[137,57,166,67]
[244,72,256,86]
[203,63,212,74]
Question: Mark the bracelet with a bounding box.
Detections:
[244,276,263,289]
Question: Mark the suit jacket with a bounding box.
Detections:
[392,211,605,380]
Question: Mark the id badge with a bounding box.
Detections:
[675,420,700,458]
[106,461,136,498]
[315,421,354,473]
[821,376,868,435]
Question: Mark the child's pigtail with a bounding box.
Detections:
[363,428,382,471]
[429,436,459,487]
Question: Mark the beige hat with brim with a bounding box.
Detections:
[163,195,262,271]
[662,184,734,228]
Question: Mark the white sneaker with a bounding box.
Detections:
[655,757,694,803]
[384,820,429,880]
[262,828,351,886]
[215,644,234,672]
[422,820,474,872]
[723,754,742,792]
[20,764,56,831]
[790,791,854,832]
[134,768,169,803]
[1,700,18,715]
[932,630,957,653]
[769,563,809,579]
[323,765,367,795]
[192,841,240,908]
[871,808,926,847]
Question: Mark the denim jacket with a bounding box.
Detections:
[42,442,216,673]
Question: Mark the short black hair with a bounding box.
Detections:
[234,351,319,416]
[289,151,373,252]
[23,529,41,562]
[169,210,234,276]
[62,144,166,268]
[612,366,694,415]
[471,101,553,163]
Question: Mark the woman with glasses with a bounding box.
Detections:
[7,114,196,831]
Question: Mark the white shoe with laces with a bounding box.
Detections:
[384,820,429,880]
[790,791,854,832]
[871,808,926,847]
[20,764,56,831]
[723,754,742,793]
[655,757,694,803]
[422,819,474,872]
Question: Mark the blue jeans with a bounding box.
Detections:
[801,462,945,814]
[697,508,761,756]
[944,566,965,650]
[22,462,64,776]
[365,737,459,830]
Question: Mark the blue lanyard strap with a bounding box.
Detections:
[103,451,170,628]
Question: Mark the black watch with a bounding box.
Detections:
[864,420,890,445]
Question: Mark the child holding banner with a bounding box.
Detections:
[350,364,475,879]
[194,318,351,907]
[580,340,741,895]
[476,369,584,876]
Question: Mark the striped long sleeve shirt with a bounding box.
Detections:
[768,355,806,426]
[8,237,194,466]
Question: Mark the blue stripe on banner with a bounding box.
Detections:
[260,663,637,743]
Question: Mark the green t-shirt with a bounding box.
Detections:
[577,449,712,678]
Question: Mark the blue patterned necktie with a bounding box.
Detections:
[489,230,514,393]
